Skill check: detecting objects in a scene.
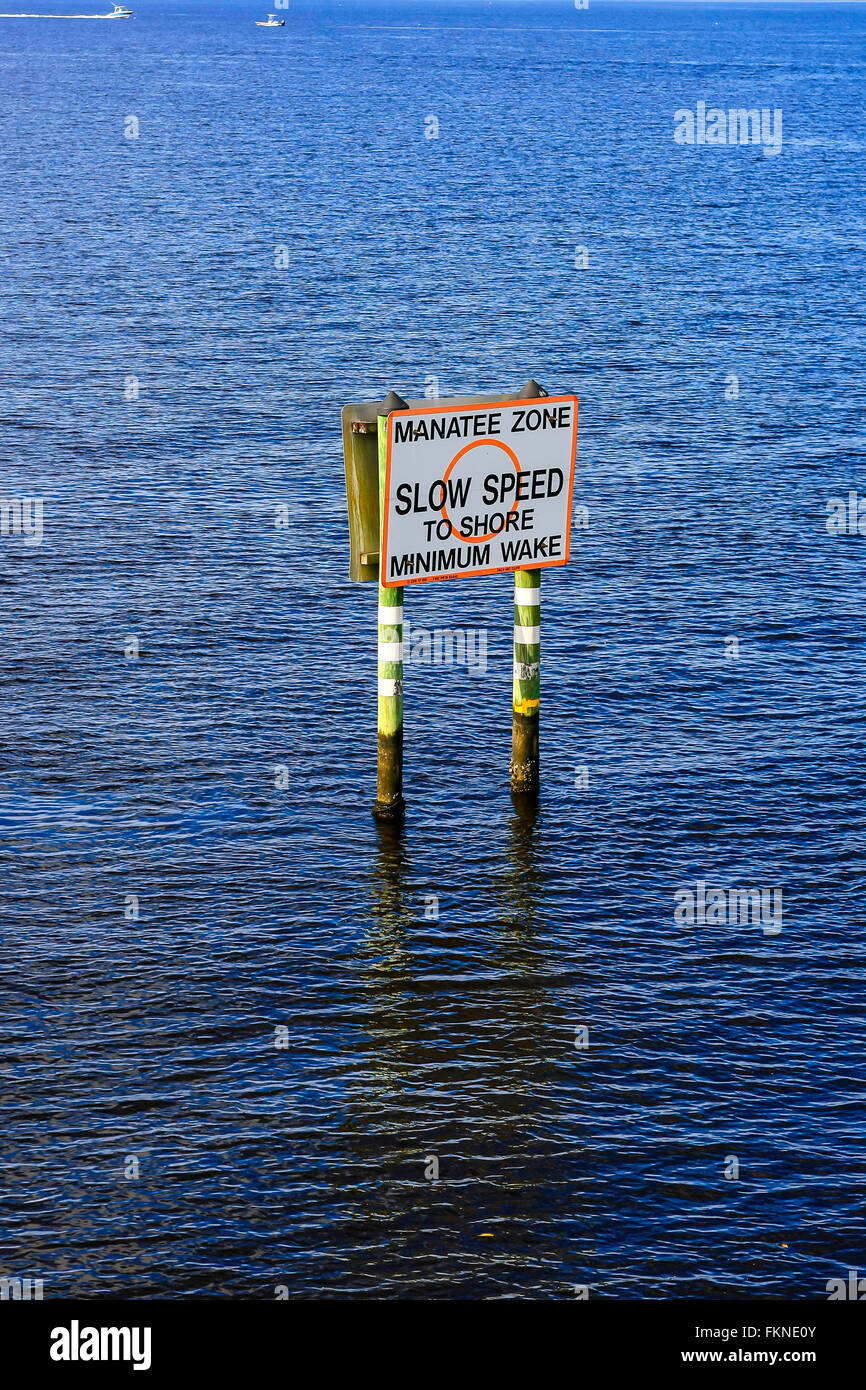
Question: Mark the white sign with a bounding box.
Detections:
[381,394,578,587]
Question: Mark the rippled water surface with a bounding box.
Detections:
[1,0,865,1298]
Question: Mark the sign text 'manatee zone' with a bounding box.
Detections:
[382,394,578,587]
[393,403,574,445]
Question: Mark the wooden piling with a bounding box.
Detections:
[510,567,540,795]
[509,378,547,796]
[373,391,408,820]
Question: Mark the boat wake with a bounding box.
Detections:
[0,4,132,15]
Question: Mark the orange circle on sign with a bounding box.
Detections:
[441,438,522,544]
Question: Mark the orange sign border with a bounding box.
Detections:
[381,394,579,588]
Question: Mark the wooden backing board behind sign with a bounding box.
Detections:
[341,401,381,584]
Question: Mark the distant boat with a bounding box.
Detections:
[255,13,284,25]
[109,3,133,14]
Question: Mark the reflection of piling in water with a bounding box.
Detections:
[362,816,415,998]
[487,799,565,1147]
[370,816,408,938]
[503,793,543,936]
[353,818,414,1103]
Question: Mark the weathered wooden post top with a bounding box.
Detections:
[341,380,579,819]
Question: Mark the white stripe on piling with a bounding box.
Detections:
[378,641,403,662]
[378,677,403,697]
[515,587,539,607]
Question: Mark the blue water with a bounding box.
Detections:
[1,0,865,1298]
